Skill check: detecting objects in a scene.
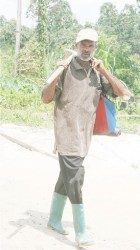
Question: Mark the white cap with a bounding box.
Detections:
[76,28,98,43]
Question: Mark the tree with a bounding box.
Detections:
[136,0,140,13]
[97,2,118,35]
[27,0,80,51]
[116,4,140,55]
[96,2,140,94]
[14,0,22,76]
[97,3,140,55]
[0,16,16,47]
[37,0,48,74]
[26,0,48,74]
[95,31,140,94]
[24,0,81,77]
[0,16,34,48]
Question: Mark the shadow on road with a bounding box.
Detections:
[8,209,87,249]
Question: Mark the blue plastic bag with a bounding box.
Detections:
[93,96,121,136]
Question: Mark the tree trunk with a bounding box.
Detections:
[14,0,22,77]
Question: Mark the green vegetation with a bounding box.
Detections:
[0,80,54,127]
[0,0,140,133]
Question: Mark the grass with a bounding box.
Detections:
[1,106,140,135]
[1,87,140,134]
[0,107,54,128]
[117,115,140,134]
[0,89,54,128]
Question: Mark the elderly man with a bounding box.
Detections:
[42,28,131,247]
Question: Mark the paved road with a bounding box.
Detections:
[0,124,140,250]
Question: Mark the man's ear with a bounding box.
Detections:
[75,42,78,49]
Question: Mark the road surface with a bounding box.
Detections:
[0,124,140,250]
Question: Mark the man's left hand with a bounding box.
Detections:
[92,58,106,74]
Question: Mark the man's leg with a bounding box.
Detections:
[47,167,68,234]
[58,154,85,204]
[54,170,67,196]
[58,154,94,246]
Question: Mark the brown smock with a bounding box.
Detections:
[54,57,114,157]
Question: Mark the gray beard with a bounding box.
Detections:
[77,51,93,61]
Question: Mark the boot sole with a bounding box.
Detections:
[76,240,94,247]
[47,225,69,235]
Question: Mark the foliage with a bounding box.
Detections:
[1,84,140,133]
[117,115,140,134]
[0,16,33,49]
[116,5,140,55]
[95,32,140,95]
[0,85,54,127]
[95,32,117,70]
[36,0,48,75]
[46,0,80,50]
[97,2,140,55]
[27,0,81,51]
[96,2,140,95]
[97,3,118,36]
[17,39,45,78]
[0,0,140,132]
[137,0,140,13]
[0,16,16,47]
[0,47,15,78]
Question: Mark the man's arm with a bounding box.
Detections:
[41,76,59,104]
[92,58,132,97]
[41,60,69,104]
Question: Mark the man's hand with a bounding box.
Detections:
[92,58,132,98]
[92,58,106,74]
[56,60,69,69]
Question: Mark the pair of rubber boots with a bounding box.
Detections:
[47,192,94,247]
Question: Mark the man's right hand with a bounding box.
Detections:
[56,60,69,69]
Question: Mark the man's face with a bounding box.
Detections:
[76,40,97,61]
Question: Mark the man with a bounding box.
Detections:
[42,28,131,247]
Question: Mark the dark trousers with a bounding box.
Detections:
[54,154,85,204]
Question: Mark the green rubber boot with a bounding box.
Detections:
[47,192,68,235]
[72,204,94,247]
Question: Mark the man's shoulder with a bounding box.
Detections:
[70,57,84,71]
